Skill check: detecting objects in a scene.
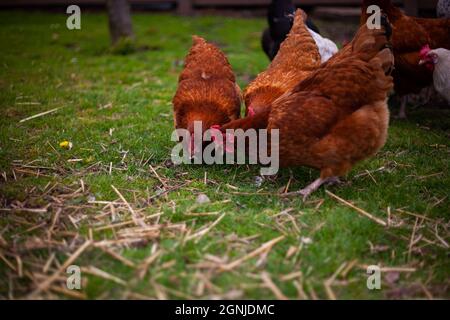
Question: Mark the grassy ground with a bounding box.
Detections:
[0,11,449,300]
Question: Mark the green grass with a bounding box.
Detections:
[0,10,449,300]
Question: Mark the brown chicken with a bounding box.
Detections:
[222,16,394,199]
[361,0,450,118]
[243,9,322,118]
[172,35,241,151]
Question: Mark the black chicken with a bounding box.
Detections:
[262,0,320,60]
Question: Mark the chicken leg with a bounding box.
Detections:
[281,176,340,200]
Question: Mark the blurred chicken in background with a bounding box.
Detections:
[419,47,450,103]
[361,0,450,118]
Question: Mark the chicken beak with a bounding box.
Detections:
[418,59,425,65]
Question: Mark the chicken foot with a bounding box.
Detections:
[281,176,340,200]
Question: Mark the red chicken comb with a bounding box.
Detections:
[210,125,221,142]
[419,45,431,59]
[247,106,256,117]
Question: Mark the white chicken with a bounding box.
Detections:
[419,47,450,103]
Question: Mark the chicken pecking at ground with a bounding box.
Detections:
[261,0,321,60]
[419,47,450,103]
[244,9,336,125]
[221,15,394,199]
[361,0,450,118]
[172,35,241,152]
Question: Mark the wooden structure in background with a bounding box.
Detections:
[176,0,434,16]
[0,0,438,17]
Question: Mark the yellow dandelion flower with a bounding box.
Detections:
[59,140,73,149]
